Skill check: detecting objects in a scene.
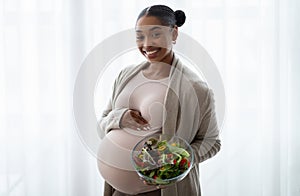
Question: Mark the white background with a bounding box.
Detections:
[0,0,300,196]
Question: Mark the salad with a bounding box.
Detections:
[133,137,192,185]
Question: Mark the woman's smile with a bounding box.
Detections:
[142,47,162,59]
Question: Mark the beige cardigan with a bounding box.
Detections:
[98,55,221,196]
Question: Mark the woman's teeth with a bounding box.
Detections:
[145,50,158,55]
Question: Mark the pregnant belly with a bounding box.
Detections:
[97,129,157,195]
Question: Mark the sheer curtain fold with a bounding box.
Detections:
[0,0,299,196]
[0,0,101,195]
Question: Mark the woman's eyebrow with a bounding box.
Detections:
[149,26,162,31]
[135,26,162,33]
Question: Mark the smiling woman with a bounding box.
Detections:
[97,5,221,196]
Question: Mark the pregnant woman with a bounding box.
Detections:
[97,5,221,196]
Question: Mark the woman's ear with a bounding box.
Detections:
[172,26,178,42]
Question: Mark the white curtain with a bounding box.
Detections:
[0,0,299,196]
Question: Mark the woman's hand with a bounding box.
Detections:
[120,109,151,131]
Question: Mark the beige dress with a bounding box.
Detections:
[97,71,169,195]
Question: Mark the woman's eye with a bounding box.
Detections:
[136,36,144,41]
[152,33,161,38]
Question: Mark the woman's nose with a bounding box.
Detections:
[143,37,154,47]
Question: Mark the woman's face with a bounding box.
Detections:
[135,16,177,64]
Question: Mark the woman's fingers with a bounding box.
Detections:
[127,120,151,131]
[130,110,148,124]
[120,109,151,130]
[129,110,151,130]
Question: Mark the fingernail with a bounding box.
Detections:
[147,126,151,130]
[143,127,148,131]
[137,128,141,131]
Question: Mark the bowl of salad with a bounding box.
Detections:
[131,133,194,185]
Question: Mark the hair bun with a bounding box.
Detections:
[174,10,186,27]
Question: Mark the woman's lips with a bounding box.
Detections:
[143,48,161,59]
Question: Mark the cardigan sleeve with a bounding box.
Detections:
[96,70,129,139]
[97,99,128,139]
[191,88,221,164]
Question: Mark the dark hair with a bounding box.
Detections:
[137,5,186,27]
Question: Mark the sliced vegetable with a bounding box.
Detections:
[134,138,192,185]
